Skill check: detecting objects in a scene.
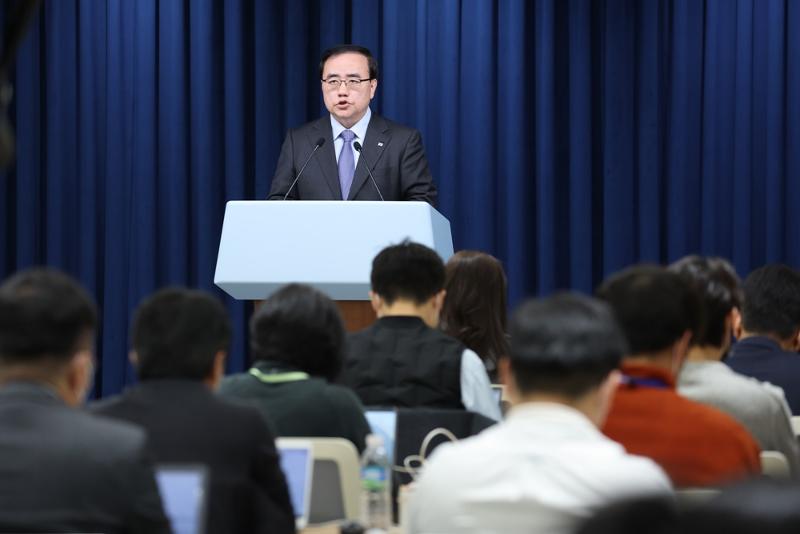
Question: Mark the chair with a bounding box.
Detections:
[760,450,791,480]
[791,416,800,437]
[277,437,361,524]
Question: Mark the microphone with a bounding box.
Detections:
[353,141,385,201]
[282,137,326,200]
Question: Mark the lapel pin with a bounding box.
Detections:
[377,142,384,147]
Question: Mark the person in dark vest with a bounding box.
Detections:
[341,240,500,420]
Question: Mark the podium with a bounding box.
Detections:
[214,201,454,331]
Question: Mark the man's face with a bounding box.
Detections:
[321,52,377,128]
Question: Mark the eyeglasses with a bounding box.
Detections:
[321,78,373,90]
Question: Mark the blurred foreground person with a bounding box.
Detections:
[93,288,294,534]
[0,268,170,533]
[408,294,670,534]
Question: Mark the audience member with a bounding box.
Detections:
[597,265,761,487]
[92,288,294,534]
[440,250,510,382]
[407,293,670,534]
[670,256,799,476]
[340,241,501,420]
[0,268,170,533]
[726,264,800,414]
[219,283,371,452]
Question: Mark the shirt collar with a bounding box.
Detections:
[620,362,676,389]
[330,107,372,143]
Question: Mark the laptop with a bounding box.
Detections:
[277,441,314,529]
[155,464,209,534]
[365,409,398,467]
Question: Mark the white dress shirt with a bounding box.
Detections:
[408,403,671,534]
[331,107,371,168]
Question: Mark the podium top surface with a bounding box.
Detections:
[214,200,454,301]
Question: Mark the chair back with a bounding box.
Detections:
[277,437,361,524]
[761,450,791,480]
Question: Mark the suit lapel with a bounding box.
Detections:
[310,117,341,198]
[348,114,390,200]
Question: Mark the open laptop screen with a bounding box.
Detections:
[278,444,313,528]
[366,409,397,466]
[155,465,208,534]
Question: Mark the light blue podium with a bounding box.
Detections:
[214,201,454,329]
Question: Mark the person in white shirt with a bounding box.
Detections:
[408,293,672,534]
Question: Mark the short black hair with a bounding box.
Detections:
[319,44,379,80]
[0,268,97,362]
[669,256,742,347]
[596,265,701,355]
[132,288,231,381]
[371,240,445,306]
[509,293,627,397]
[740,264,800,341]
[250,283,345,381]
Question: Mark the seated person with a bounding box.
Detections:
[91,288,294,534]
[0,268,170,533]
[408,293,670,534]
[597,265,761,487]
[671,256,799,476]
[440,250,510,383]
[726,264,800,414]
[219,283,371,452]
[340,241,501,420]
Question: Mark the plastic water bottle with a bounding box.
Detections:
[360,433,391,532]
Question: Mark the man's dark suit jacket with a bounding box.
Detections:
[267,114,438,204]
[0,382,171,534]
[727,336,800,415]
[91,380,295,534]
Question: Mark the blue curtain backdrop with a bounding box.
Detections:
[1,0,799,396]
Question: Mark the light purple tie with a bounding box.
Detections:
[338,129,356,199]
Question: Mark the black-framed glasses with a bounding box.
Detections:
[321,78,373,90]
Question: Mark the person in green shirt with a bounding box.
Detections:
[219,283,370,452]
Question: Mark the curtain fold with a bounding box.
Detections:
[1,0,798,396]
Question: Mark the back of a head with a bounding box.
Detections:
[0,268,96,364]
[596,265,700,356]
[370,240,445,305]
[669,256,742,348]
[441,250,510,364]
[132,288,231,381]
[740,264,800,341]
[509,293,627,398]
[250,283,345,381]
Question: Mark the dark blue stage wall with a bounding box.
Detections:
[0,0,798,396]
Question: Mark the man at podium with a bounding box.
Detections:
[267,44,438,204]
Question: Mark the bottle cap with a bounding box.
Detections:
[366,433,384,448]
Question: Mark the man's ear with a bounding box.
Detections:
[732,307,743,340]
[369,291,382,315]
[432,289,446,314]
[128,350,139,367]
[793,329,800,352]
[65,350,94,407]
[206,351,227,390]
[671,330,692,375]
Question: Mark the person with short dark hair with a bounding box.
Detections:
[670,256,799,476]
[408,293,670,534]
[597,265,761,487]
[341,242,503,421]
[219,283,371,452]
[92,288,294,534]
[267,44,437,203]
[440,250,510,382]
[726,264,800,414]
[0,268,171,534]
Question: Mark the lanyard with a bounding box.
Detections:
[248,367,310,384]
[621,375,670,390]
